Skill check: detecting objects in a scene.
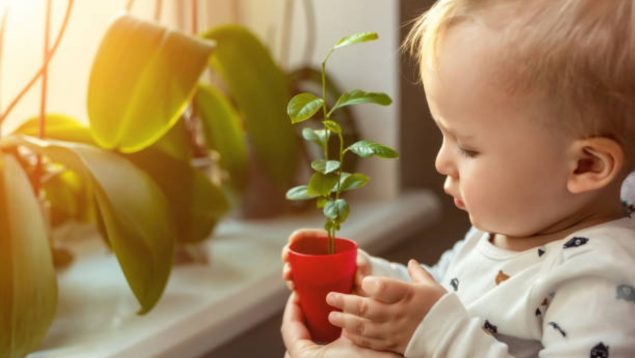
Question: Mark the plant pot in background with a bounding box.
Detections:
[288,234,357,343]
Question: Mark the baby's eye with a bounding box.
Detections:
[458,147,479,158]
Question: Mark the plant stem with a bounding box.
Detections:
[190,0,197,34]
[0,0,73,128]
[154,0,163,22]
[0,7,7,139]
[125,0,135,12]
[34,0,52,196]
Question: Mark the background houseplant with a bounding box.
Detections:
[286,31,398,342]
[0,0,370,355]
[0,2,227,356]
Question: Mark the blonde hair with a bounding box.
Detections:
[404,0,635,164]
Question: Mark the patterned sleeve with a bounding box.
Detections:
[539,276,635,357]
[404,293,513,357]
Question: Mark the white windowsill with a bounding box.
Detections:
[30,189,440,358]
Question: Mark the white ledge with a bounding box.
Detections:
[31,189,440,358]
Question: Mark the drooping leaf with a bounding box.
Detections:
[346,140,399,158]
[287,93,324,124]
[329,90,392,115]
[125,147,229,243]
[18,137,175,314]
[323,198,350,223]
[0,153,57,358]
[337,172,369,192]
[13,114,93,144]
[286,185,319,201]
[308,172,339,196]
[194,83,249,193]
[88,14,214,152]
[203,25,298,190]
[333,32,378,50]
[311,159,340,175]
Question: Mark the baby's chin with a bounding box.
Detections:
[468,216,538,237]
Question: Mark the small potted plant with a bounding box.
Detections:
[285,31,398,342]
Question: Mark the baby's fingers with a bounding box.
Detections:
[330,312,399,352]
[328,311,383,339]
[326,292,388,322]
[362,276,411,304]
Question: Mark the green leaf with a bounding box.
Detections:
[338,172,369,192]
[18,137,176,314]
[286,185,319,201]
[87,14,213,152]
[0,154,57,358]
[125,148,229,243]
[302,128,327,150]
[44,169,93,226]
[12,114,94,144]
[195,83,249,193]
[151,118,193,162]
[204,25,298,190]
[323,120,342,134]
[329,90,392,115]
[311,159,340,175]
[288,93,324,124]
[323,198,350,223]
[346,140,399,158]
[308,172,339,196]
[316,197,327,209]
[333,32,378,50]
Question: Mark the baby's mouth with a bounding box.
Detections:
[453,197,466,210]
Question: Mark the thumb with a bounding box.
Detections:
[407,259,434,283]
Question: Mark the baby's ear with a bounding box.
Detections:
[566,137,624,194]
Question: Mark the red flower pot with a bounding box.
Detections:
[288,234,357,342]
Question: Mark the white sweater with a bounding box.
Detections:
[367,216,635,357]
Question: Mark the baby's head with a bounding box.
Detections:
[406,0,635,236]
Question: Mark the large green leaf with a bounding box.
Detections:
[125,147,229,243]
[194,83,248,193]
[88,14,214,152]
[0,153,57,358]
[12,114,93,144]
[18,137,175,314]
[203,25,298,190]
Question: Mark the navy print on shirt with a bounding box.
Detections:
[548,322,567,337]
[616,284,635,303]
[483,320,497,335]
[538,247,546,257]
[450,278,459,291]
[590,342,609,358]
[563,236,589,249]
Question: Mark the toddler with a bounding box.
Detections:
[283,0,635,356]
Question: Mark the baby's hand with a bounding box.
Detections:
[326,259,446,355]
[281,229,372,295]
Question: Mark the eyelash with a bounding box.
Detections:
[458,147,478,158]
